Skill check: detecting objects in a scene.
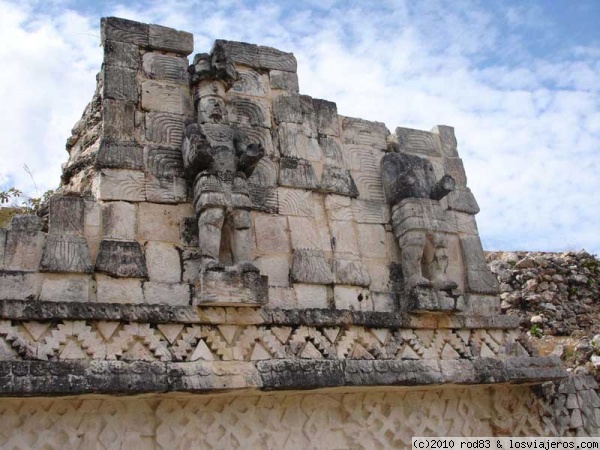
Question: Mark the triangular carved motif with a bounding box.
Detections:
[157,324,185,344]
[371,328,389,345]
[300,341,323,359]
[250,342,272,360]
[60,339,88,359]
[217,325,239,344]
[122,340,156,361]
[441,343,461,360]
[399,345,420,360]
[271,326,293,344]
[96,321,120,341]
[22,321,51,342]
[350,343,375,360]
[190,339,215,361]
[322,327,341,343]
[480,343,496,358]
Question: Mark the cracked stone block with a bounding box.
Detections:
[141,80,193,116]
[279,157,319,190]
[0,271,40,300]
[258,45,297,72]
[460,235,499,295]
[273,95,315,125]
[39,274,93,302]
[95,240,147,278]
[96,274,144,304]
[145,241,181,283]
[193,268,268,307]
[102,100,136,142]
[294,283,328,309]
[48,196,85,235]
[269,70,299,92]
[330,220,359,255]
[143,281,190,305]
[447,187,480,214]
[101,17,149,47]
[393,127,442,157]
[313,98,339,136]
[333,257,371,287]
[103,65,138,103]
[277,122,320,160]
[288,217,322,251]
[320,166,358,198]
[96,139,144,170]
[39,235,93,273]
[444,157,467,187]
[291,249,333,285]
[231,67,268,97]
[94,169,146,201]
[334,285,371,311]
[103,201,137,241]
[103,40,140,69]
[148,24,193,55]
[4,224,45,272]
[431,125,458,157]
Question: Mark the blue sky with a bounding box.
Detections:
[0,0,598,254]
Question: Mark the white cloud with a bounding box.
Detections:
[0,0,598,255]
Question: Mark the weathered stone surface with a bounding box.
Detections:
[341,116,389,150]
[101,17,149,46]
[95,240,148,278]
[357,224,387,258]
[148,24,193,55]
[213,40,260,67]
[96,139,144,170]
[258,45,297,72]
[231,68,267,96]
[277,187,313,216]
[39,235,93,273]
[461,235,499,294]
[103,39,140,69]
[313,98,339,136]
[330,220,359,254]
[319,135,345,166]
[279,157,319,189]
[48,196,85,235]
[444,157,467,187]
[39,274,92,302]
[94,169,146,201]
[431,124,459,157]
[333,257,371,287]
[193,268,268,307]
[4,227,45,272]
[145,241,181,283]
[138,203,183,243]
[144,112,185,149]
[269,70,299,92]
[142,53,188,83]
[0,272,40,300]
[102,100,136,141]
[8,215,43,231]
[293,283,329,308]
[145,175,187,204]
[394,127,442,157]
[144,146,185,179]
[141,80,193,115]
[288,216,322,251]
[96,274,144,303]
[290,249,333,284]
[447,187,480,214]
[0,228,6,269]
[466,294,500,316]
[272,95,315,125]
[334,285,371,310]
[103,65,138,103]
[254,215,289,253]
[407,286,461,313]
[143,281,190,305]
[320,165,359,197]
[254,255,290,287]
[102,201,137,241]
[277,122,320,160]
[227,96,271,128]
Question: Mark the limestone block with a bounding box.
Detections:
[9,214,43,231]
[148,24,193,55]
[277,122,321,160]
[447,187,480,214]
[258,45,297,72]
[145,175,187,204]
[143,281,190,305]
[102,98,136,142]
[312,195,333,252]
[254,215,289,253]
[96,274,144,304]
[0,228,6,269]
[278,187,313,216]
[372,292,396,312]
[408,287,457,313]
[144,112,185,148]
[291,249,334,285]
[431,125,459,157]
[444,157,467,187]
[48,196,84,235]
[341,116,389,150]
[352,170,386,203]
[0,271,40,300]
[141,80,193,116]
[103,65,138,103]
[39,274,93,302]
[4,228,45,272]
[103,40,140,69]
[330,220,359,255]
[145,241,181,283]
[138,203,181,243]
[454,211,478,235]
[313,99,339,136]
[272,95,315,126]
[333,256,371,287]
[142,53,188,84]
[103,201,137,241]
[386,231,401,263]
[213,40,260,67]
[269,286,296,309]
[294,284,328,308]
[254,254,290,287]
[180,217,198,247]
[466,294,501,316]
[96,139,144,170]
[351,199,388,224]
[95,240,148,278]
[288,217,322,251]
[182,250,201,283]
[231,67,268,96]
[334,285,371,311]
[394,127,442,157]
[269,70,299,92]
[193,268,268,306]
[227,96,271,128]
[144,146,185,179]
[84,200,102,263]
[239,126,276,158]
[279,157,319,190]
[39,235,93,273]
[445,233,466,294]
[94,169,146,201]
[320,166,359,198]
[101,17,149,47]
[324,194,353,221]
[365,259,391,292]
[460,235,499,295]
[319,135,345,166]
[357,224,386,258]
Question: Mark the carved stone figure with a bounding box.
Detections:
[182,52,264,273]
[381,150,457,292]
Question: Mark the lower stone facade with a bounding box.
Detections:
[0,379,597,449]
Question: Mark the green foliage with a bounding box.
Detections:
[0,186,55,228]
[529,324,543,338]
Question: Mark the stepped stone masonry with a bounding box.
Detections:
[0,17,597,446]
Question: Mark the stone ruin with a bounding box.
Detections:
[0,17,597,447]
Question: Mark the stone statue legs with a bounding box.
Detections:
[197,207,258,273]
[399,230,457,291]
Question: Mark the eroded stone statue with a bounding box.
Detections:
[182,52,264,273]
[381,150,457,292]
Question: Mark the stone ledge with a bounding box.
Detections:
[0,357,566,397]
[0,300,521,329]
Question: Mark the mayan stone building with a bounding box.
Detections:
[0,17,598,448]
